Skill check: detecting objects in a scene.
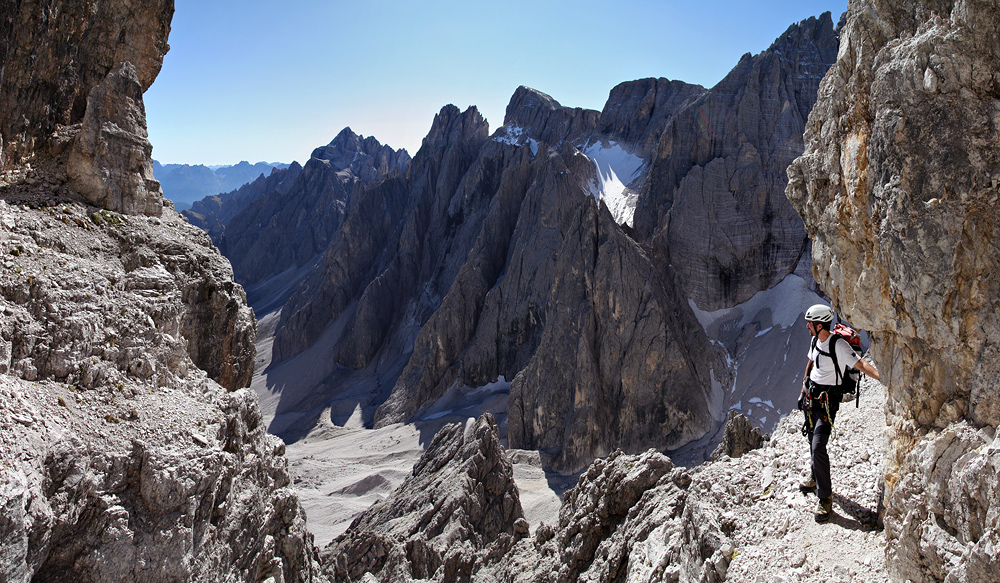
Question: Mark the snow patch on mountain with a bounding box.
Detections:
[493,125,539,155]
[581,141,644,227]
[681,272,826,462]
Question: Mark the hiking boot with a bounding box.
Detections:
[799,477,816,490]
[815,497,832,523]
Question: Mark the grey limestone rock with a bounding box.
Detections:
[0,201,255,391]
[501,85,600,147]
[321,413,523,582]
[274,104,489,368]
[0,2,325,575]
[65,61,165,217]
[635,12,840,311]
[363,106,722,473]
[786,0,1000,580]
[323,420,733,583]
[710,410,766,460]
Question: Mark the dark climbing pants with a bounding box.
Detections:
[810,417,833,500]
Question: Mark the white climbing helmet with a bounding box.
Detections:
[805,304,834,323]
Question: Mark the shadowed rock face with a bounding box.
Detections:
[0,0,172,168]
[0,0,173,216]
[636,12,840,311]
[217,128,409,288]
[786,0,1000,580]
[269,14,841,473]
[183,161,303,241]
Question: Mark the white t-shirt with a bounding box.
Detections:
[808,334,861,386]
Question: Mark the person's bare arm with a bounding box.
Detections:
[856,358,880,382]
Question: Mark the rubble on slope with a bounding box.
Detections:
[0,200,324,582]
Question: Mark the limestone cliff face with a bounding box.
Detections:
[636,12,840,310]
[218,128,409,288]
[0,2,326,580]
[786,0,1000,580]
[0,0,172,217]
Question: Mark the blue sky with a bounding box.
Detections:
[144,0,847,166]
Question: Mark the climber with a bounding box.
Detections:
[798,304,880,523]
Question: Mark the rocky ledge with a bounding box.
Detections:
[324,377,891,582]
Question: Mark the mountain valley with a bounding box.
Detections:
[2,0,998,582]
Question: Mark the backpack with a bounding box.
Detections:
[810,322,865,407]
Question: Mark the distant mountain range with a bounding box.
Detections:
[182,12,840,475]
[152,160,290,211]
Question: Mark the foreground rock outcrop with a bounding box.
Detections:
[787,0,1000,580]
[321,414,524,582]
[323,414,736,583]
[0,0,172,216]
[0,201,323,582]
[320,376,893,582]
[1,1,327,580]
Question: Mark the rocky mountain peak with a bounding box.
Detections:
[500,85,600,146]
[592,77,706,157]
[310,126,410,183]
[770,11,838,59]
[418,104,490,159]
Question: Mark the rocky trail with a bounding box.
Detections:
[709,374,888,582]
